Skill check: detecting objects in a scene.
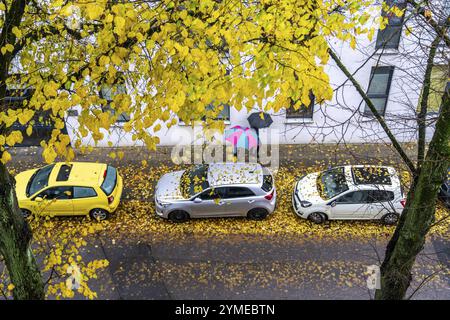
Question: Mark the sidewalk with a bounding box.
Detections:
[8,143,418,170]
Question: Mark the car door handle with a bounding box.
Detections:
[248,200,255,203]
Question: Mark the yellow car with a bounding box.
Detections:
[15,162,123,220]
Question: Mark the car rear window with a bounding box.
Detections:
[352,167,392,185]
[261,167,273,192]
[101,166,117,196]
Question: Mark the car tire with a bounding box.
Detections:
[89,208,110,221]
[381,212,399,225]
[308,212,326,224]
[20,209,31,218]
[247,208,269,220]
[169,210,190,223]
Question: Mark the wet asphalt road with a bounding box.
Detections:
[79,231,449,300]
[5,146,450,300]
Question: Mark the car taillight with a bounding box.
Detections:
[103,170,107,178]
[265,190,274,201]
[108,195,114,204]
[400,199,406,208]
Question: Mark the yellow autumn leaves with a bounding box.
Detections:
[33,216,109,300]
[1,0,389,165]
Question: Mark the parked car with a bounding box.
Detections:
[292,165,405,225]
[154,162,276,222]
[15,162,123,220]
[438,168,450,208]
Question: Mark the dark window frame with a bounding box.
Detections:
[99,83,131,123]
[204,103,231,122]
[286,91,315,119]
[375,0,406,50]
[364,66,395,117]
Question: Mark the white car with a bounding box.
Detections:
[292,165,405,225]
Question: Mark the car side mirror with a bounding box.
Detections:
[34,197,43,202]
[329,201,337,207]
[193,197,202,204]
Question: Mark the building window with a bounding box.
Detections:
[421,65,449,113]
[375,0,406,50]
[205,103,230,121]
[364,66,395,116]
[286,92,315,119]
[99,84,130,122]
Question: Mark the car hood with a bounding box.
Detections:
[155,170,186,202]
[14,168,38,200]
[295,172,324,203]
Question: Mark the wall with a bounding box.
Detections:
[65,4,436,148]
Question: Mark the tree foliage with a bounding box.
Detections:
[1,0,379,161]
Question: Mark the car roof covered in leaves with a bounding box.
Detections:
[344,165,401,191]
[207,162,264,187]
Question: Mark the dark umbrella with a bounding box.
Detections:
[247,112,273,129]
[247,112,273,161]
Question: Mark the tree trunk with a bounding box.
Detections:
[417,36,441,169]
[0,161,45,300]
[375,83,450,300]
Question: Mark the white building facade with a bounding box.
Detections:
[64,0,448,148]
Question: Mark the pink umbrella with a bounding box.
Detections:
[225,126,259,149]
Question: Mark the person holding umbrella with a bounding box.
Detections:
[247,111,273,161]
[224,125,259,159]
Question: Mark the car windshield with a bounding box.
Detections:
[317,167,349,200]
[180,164,210,199]
[101,166,117,195]
[27,164,55,196]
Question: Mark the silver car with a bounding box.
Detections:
[154,163,276,222]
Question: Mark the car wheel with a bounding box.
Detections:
[20,209,31,218]
[382,213,399,225]
[247,208,268,220]
[89,208,110,221]
[169,210,190,223]
[308,212,325,224]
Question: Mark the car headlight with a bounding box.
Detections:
[300,201,312,208]
[156,198,170,207]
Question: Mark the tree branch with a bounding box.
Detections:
[328,48,417,174]
[406,0,450,48]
